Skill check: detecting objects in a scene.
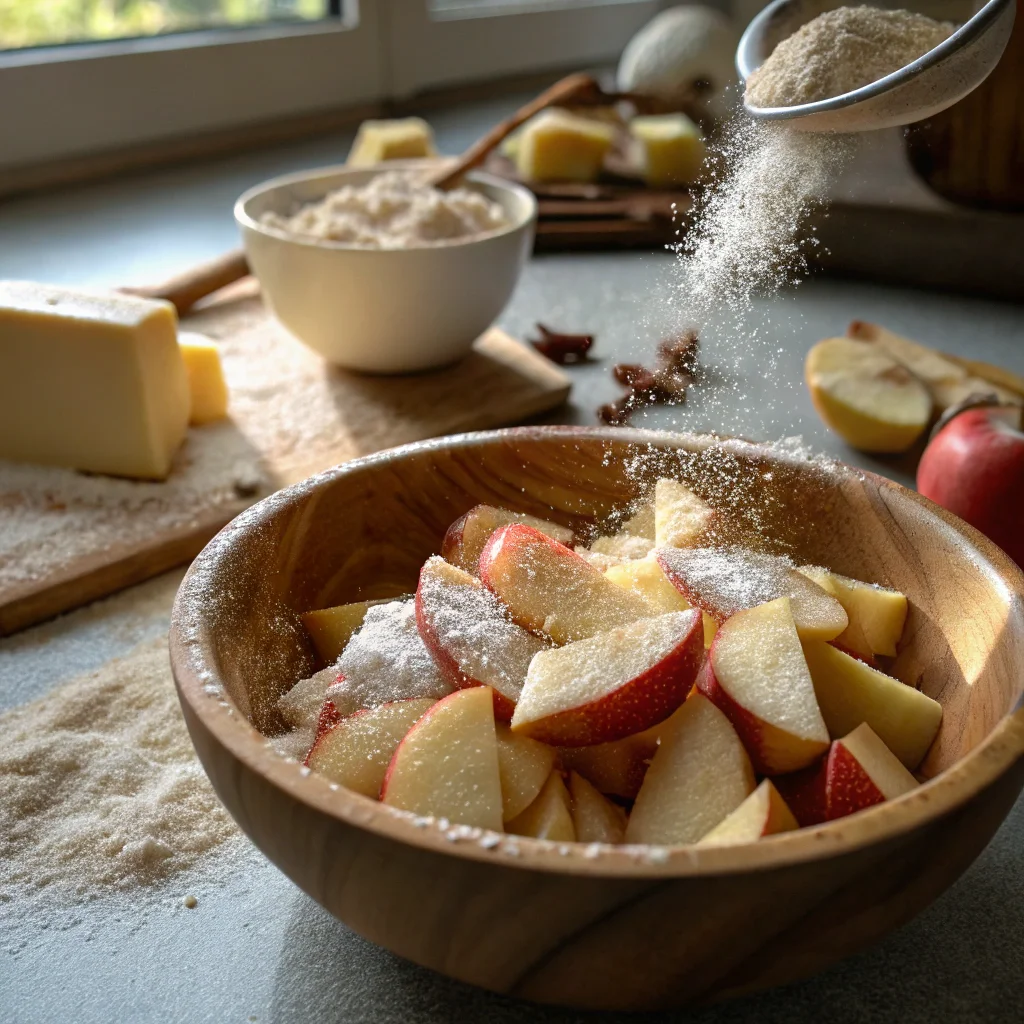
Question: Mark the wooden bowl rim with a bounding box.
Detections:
[170,426,1024,879]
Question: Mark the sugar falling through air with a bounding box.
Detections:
[651,111,857,442]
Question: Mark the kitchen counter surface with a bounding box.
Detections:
[1,92,1022,1024]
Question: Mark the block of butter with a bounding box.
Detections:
[179,331,229,425]
[630,113,707,188]
[0,281,189,480]
[516,109,615,183]
[347,117,438,166]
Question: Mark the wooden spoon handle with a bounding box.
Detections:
[427,72,604,190]
[121,248,249,316]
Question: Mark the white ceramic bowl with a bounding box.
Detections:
[234,162,537,373]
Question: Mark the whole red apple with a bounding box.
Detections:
[917,403,1024,567]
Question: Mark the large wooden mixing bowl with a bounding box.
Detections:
[169,427,1024,1010]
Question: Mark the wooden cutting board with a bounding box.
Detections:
[0,281,570,636]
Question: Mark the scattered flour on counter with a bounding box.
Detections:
[0,639,239,906]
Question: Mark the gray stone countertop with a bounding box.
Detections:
[1,92,1022,1024]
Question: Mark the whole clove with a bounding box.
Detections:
[598,331,700,425]
[529,323,595,364]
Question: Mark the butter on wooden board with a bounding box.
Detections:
[0,281,190,480]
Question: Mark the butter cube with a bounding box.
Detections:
[516,109,615,183]
[0,281,189,480]
[179,331,229,425]
[630,113,706,188]
[347,118,437,166]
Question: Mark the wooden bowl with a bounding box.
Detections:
[169,427,1024,1011]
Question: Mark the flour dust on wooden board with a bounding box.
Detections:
[0,287,569,608]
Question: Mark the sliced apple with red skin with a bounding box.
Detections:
[506,771,575,841]
[569,770,627,844]
[442,504,574,574]
[304,697,435,798]
[625,693,755,845]
[699,597,830,774]
[775,722,919,826]
[511,609,703,746]
[657,545,848,642]
[496,723,557,821]
[558,724,660,799]
[654,478,715,548]
[380,686,502,830]
[415,555,548,721]
[798,565,907,658]
[801,640,942,770]
[604,557,690,613]
[698,780,798,846]
[479,523,657,644]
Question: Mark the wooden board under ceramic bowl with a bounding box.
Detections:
[0,286,569,636]
[169,425,1024,1011]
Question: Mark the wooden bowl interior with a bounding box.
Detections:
[183,430,1024,783]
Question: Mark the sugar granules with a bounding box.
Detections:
[746,5,955,108]
[0,638,238,906]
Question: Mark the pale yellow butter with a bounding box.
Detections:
[347,117,437,166]
[630,113,706,188]
[516,109,615,183]
[178,331,229,425]
[0,281,189,480]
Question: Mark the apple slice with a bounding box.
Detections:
[277,666,342,729]
[775,722,919,826]
[805,337,932,453]
[697,779,798,846]
[442,504,574,574]
[569,770,627,844]
[589,532,655,560]
[575,548,624,571]
[558,725,660,799]
[304,697,436,798]
[511,609,703,746]
[300,598,391,663]
[625,693,755,845]
[654,478,715,548]
[657,545,848,641]
[415,556,549,720]
[506,771,576,841]
[496,723,557,821]
[699,597,830,774]
[604,558,691,614]
[798,565,908,658]
[621,495,656,540]
[380,686,502,830]
[479,523,657,644]
[801,640,942,769]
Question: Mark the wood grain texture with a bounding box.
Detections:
[169,426,1024,1010]
[0,293,569,636]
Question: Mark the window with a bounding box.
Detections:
[0,0,672,172]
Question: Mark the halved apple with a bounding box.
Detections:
[304,697,436,798]
[697,779,798,846]
[802,640,941,769]
[441,504,574,574]
[506,771,576,841]
[496,723,557,821]
[300,599,391,663]
[657,545,848,642]
[511,610,703,746]
[775,722,919,826]
[558,725,661,799]
[654,478,715,548]
[479,523,657,644]
[569,770,627,844]
[625,693,755,845]
[380,686,502,830]
[699,597,830,774]
[805,336,931,453]
[798,565,908,658]
[415,555,548,720]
